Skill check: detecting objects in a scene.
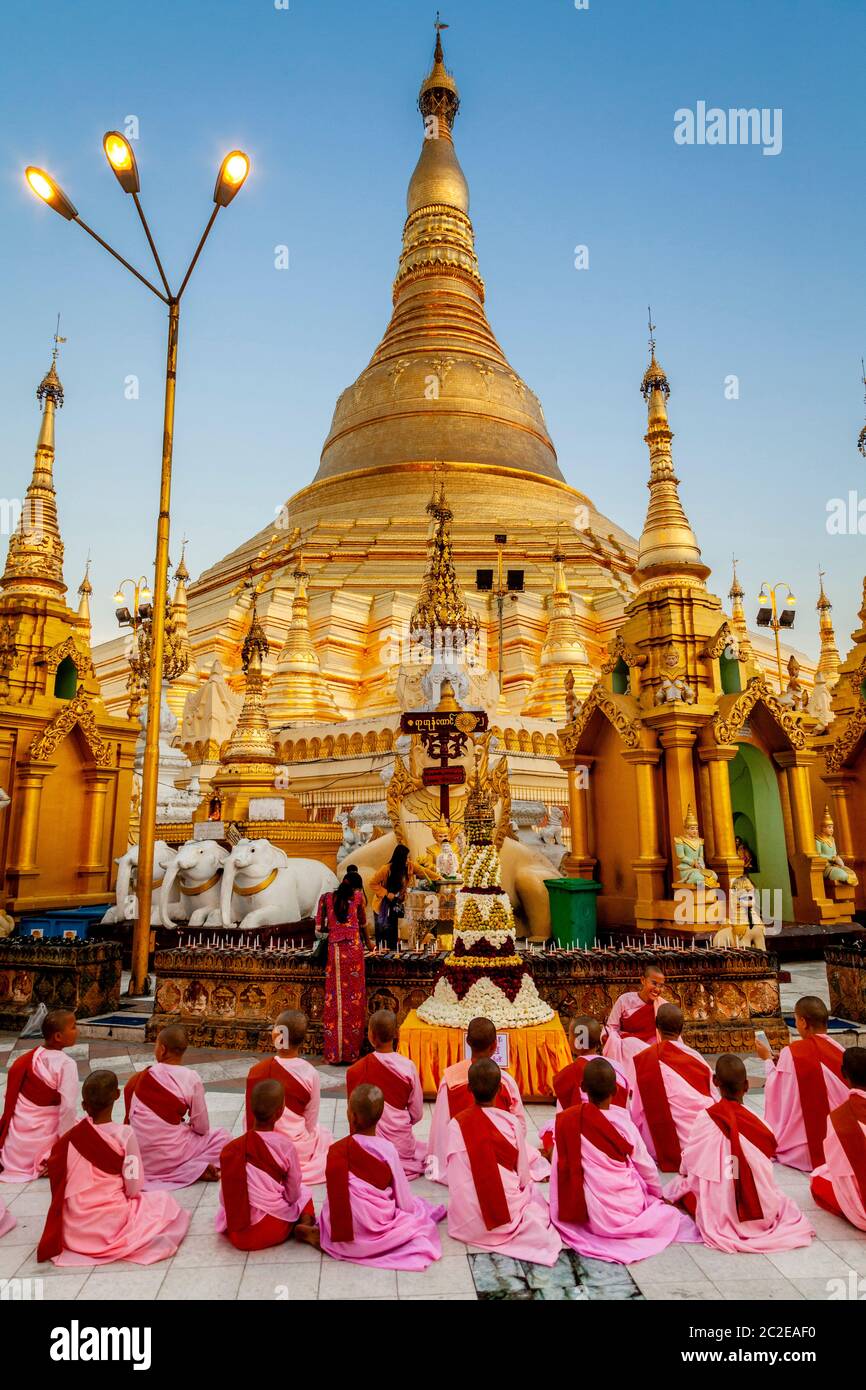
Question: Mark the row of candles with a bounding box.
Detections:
[174,931,749,956]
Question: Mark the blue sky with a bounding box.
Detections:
[2,0,865,653]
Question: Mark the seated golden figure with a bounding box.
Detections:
[674,804,720,890]
[816,807,858,887]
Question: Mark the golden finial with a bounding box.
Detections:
[729,556,744,600]
[411,475,479,639]
[76,553,92,623]
[640,307,670,401]
[816,567,841,686]
[858,357,866,459]
[241,589,269,674]
[174,536,190,585]
[419,15,459,128]
[37,314,66,410]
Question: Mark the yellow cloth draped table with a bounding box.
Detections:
[398,1009,571,1101]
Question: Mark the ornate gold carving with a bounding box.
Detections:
[386,753,422,845]
[600,633,647,675]
[29,689,114,767]
[824,702,866,773]
[559,682,641,751]
[42,635,95,678]
[711,675,806,749]
[701,622,738,660]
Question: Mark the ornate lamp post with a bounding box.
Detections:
[756,582,797,693]
[26,135,250,994]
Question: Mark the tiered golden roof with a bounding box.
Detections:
[410,478,479,639]
[816,573,842,688]
[221,598,277,767]
[1,354,66,600]
[315,30,560,484]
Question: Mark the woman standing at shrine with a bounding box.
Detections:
[369,845,418,950]
[321,874,372,1065]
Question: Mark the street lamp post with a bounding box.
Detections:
[756,581,797,694]
[26,135,250,995]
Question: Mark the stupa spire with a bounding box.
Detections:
[222,594,278,766]
[816,570,842,688]
[411,477,479,643]
[76,556,93,625]
[1,337,67,601]
[522,548,594,718]
[728,558,749,645]
[265,555,341,723]
[634,316,708,586]
[858,357,866,459]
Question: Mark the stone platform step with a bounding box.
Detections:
[76,995,152,1042]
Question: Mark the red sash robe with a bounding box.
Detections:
[555,1103,634,1226]
[554,1057,628,1111]
[220,1129,312,1250]
[633,1041,713,1171]
[37,1120,125,1262]
[789,1036,847,1169]
[706,1099,776,1222]
[0,1048,60,1150]
[619,999,657,1042]
[347,1053,413,1111]
[455,1104,521,1231]
[325,1135,394,1243]
[124,1067,189,1125]
[244,1058,311,1130]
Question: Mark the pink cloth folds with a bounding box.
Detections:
[602,992,659,1080]
[319,1133,445,1270]
[539,1054,631,1148]
[427,1061,549,1185]
[128,1061,230,1190]
[47,1119,190,1266]
[215,1129,312,1234]
[666,1107,815,1253]
[550,1105,699,1262]
[270,1056,334,1184]
[811,1087,866,1231]
[445,1107,562,1265]
[0,1047,79,1182]
[629,1039,717,1163]
[360,1051,427,1178]
[763,1038,848,1172]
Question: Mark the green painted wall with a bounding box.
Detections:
[728,743,794,922]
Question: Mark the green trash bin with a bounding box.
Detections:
[544,877,602,949]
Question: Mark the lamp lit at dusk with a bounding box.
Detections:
[213,150,250,207]
[103,131,140,194]
[24,166,78,220]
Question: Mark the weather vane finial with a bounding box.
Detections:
[52,312,67,365]
[647,305,656,361]
[435,11,448,33]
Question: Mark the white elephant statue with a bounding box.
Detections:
[100,841,179,925]
[215,837,338,929]
[159,840,229,927]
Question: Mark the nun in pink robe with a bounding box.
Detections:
[629,1038,718,1169]
[445,1108,562,1265]
[0,1200,16,1239]
[549,1103,699,1262]
[427,1060,549,1185]
[214,1129,313,1236]
[45,1120,190,1266]
[763,1038,848,1172]
[319,1132,445,1270]
[666,1106,815,1254]
[128,1061,231,1190]
[270,1055,334,1184]
[602,992,659,1081]
[0,1047,79,1182]
[347,1050,427,1178]
[538,1054,632,1153]
[811,1088,866,1231]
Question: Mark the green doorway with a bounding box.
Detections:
[728,743,793,922]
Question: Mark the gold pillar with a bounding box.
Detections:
[623,747,667,921]
[775,764,795,857]
[79,768,115,885]
[658,719,700,848]
[561,754,595,877]
[824,774,856,859]
[8,762,54,878]
[775,748,844,924]
[698,743,742,897]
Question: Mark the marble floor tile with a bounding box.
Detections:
[823,1240,866,1275]
[640,1280,720,1301]
[157,1266,244,1300]
[767,1242,850,1278]
[170,1233,247,1268]
[238,1264,321,1300]
[318,1260,398,1300]
[397,1254,477,1298]
[687,1247,776,1279]
[627,1244,703,1283]
[244,1240,323,1266]
[714,1277,804,1300]
[79,1268,169,1300]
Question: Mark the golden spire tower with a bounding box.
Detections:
[315,26,560,483]
[522,550,594,717]
[411,478,480,641]
[265,555,341,724]
[728,558,752,655]
[816,571,842,688]
[634,321,708,587]
[221,597,278,768]
[164,541,199,720]
[1,347,66,601]
[76,557,93,626]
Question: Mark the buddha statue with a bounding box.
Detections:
[816,807,858,886]
[674,804,720,889]
[416,819,461,883]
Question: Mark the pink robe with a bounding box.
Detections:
[48,1120,190,1267]
[550,1105,699,1262]
[811,1088,866,1231]
[445,1108,562,1265]
[539,1054,632,1150]
[128,1061,231,1190]
[763,1038,848,1171]
[0,1199,16,1239]
[362,1051,427,1179]
[319,1133,445,1270]
[0,1047,79,1182]
[271,1056,334,1184]
[215,1129,312,1234]
[666,1108,815,1254]
[427,1061,550,1185]
[629,1039,718,1163]
[602,991,660,1079]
